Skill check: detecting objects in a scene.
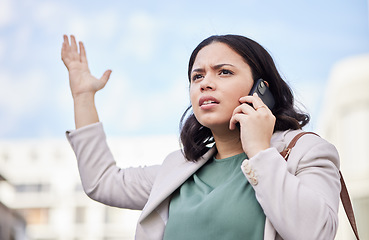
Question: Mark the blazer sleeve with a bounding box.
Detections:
[66,122,160,210]
[241,133,340,240]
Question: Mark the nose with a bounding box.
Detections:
[200,76,215,91]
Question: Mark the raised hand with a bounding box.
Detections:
[61,35,111,99]
[61,35,111,129]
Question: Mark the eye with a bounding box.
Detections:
[219,69,233,75]
[192,74,203,81]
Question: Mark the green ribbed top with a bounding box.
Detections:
[163,152,265,240]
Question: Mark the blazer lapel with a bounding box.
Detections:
[139,147,216,221]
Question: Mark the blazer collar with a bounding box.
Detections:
[139,147,217,221]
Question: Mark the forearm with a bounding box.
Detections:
[66,123,159,209]
[73,93,100,129]
[242,141,340,239]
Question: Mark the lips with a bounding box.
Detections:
[199,96,219,106]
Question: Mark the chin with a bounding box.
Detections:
[198,119,230,130]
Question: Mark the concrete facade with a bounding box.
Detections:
[318,54,369,239]
[0,174,27,240]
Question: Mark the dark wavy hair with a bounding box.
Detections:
[180,34,310,161]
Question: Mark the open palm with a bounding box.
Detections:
[61,35,111,98]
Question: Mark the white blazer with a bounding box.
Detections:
[66,122,340,240]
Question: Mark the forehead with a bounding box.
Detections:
[193,42,246,67]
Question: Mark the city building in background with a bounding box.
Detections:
[318,54,369,240]
[0,173,27,240]
[0,135,178,240]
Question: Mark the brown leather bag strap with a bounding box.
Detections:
[339,171,360,240]
[280,132,360,240]
[280,132,319,159]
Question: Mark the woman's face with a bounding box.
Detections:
[189,42,254,131]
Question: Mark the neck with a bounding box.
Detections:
[212,128,244,159]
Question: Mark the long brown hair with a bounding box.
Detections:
[180,35,309,161]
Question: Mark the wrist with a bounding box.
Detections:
[246,144,270,159]
[73,92,99,129]
[72,91,95,103]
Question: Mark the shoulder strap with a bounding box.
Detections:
[339,171,360,240]
[280,132,360,240]
[280,132,319,160]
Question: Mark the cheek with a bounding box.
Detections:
[228,83,250,102]
[235,83,253,99]
[223,89,250,113]
[224,100,240,117]
[189,85,197,104]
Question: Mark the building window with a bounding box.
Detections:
[74,183,84,193]
[75,207,86,224]
[0,150,9,163]
[29,149,38,162]
[15,183,50,193]
[18,208,49,225]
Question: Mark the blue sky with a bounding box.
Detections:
[0,0,368,139]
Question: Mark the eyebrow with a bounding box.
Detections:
[191,63,235,74]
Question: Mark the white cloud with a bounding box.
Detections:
[148,78,189,119]
[292,80,324,130]
[93,9,119,40]
[0,69,47,135]
[95,71,131,119]
[100,74,189,134]
[0,0,15,27]
[33,1,60,22]
[66,15,91,40]
[31,1,66,34]
[65,7,120,41]
[11,24,32,62]
[55,81,74,119]
[0,38,5,61]
[118,11,162,62]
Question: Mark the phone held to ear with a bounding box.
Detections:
[249,78,275,110]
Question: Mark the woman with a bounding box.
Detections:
[62,34,340,240]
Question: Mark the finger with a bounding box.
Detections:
[61,42,66,60]
[100,70,112,86]
[230,103,254,130]
[61,35,71,64]
[63,34,70,46]
[251,93,269,110]
[239,95,254,104]
[70,35,78,52]
[61,43,69,65]
[61,35,69,57]
[231,102,254,117]
[229,113,244,130]
[79,41,88,64]
[240,93,268,110]
[255,105,268,111]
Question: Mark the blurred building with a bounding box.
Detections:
[0,173,27,240]
[0,135,178,240]
[318,54,369,239]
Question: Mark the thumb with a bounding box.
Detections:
[100,69,112,86]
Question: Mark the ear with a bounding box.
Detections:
[263,81,270,88]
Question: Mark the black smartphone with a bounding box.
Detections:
[249,78,275,110]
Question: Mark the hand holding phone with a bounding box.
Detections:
[230,78,276,158]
